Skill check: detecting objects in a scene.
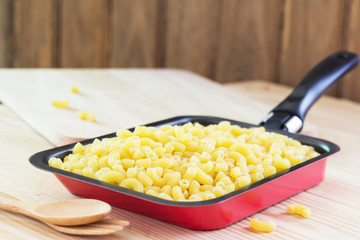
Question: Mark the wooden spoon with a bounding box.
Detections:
[0,193,129,235]
[0,192,111,226]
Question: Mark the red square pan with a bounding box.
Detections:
[29,52,358,230]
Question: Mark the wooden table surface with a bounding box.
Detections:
[0,70,359,240]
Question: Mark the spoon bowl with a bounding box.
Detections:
[34,198,111,225]
[0,192,111,226]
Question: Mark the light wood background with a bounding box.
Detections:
[0,70,359,239]
[0,0,360,102]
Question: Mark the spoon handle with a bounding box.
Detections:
[0,193,39,220]
[45,222,117,235]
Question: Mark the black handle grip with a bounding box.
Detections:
[261,51,359,132]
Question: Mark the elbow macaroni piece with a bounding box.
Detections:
[250,218,276,233]
[51,100,69,108]
[120,178,144,192]
[77,111,96,122]
[70,85,79,93]
[287,204,311,218]
[49,121,320,201]
[99,171,125,185]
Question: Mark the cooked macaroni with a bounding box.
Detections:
[51,100,69,108]
[77,111,96,122]
[287,204,311,218]
[250,218,276,232]
[70,85,79,94]
[49,121,320,201]
[86,113,96,122]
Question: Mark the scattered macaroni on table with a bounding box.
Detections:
[51,100,69,108]
[77,111,96,122]
[287,204,312,218]
[70,85,79,94]
[250,218,277,233]
[48,121,320,201]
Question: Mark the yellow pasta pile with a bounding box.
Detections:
[49,121,319,201]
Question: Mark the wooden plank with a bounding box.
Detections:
[60,0,109,67]
[110,0,160,68]
[0,69,267,146]
[165,0,221,79]
[340,0,360,102]
[12,0,57,67]
[278,0,345,96]
[0,0,13,67]
[215,0,283,83]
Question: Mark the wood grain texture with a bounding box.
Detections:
[215,0,283,83]
[12,0,57,67]
[0,1,360,102]
[165,0,221,79]
[0,0,13,67]
[1,77,360,239]
[110,0,160,68]
[0,69,266,146]
[278,0,345,96]
[60,0,109,67]
[341,0,360,102]
[0,104,147,240]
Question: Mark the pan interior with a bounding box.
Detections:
[30,115,339,207]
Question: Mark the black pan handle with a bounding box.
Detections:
[261,51,359,133]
